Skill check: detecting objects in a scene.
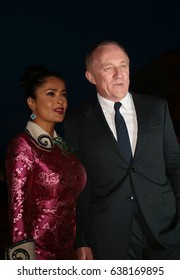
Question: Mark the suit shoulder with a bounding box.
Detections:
[132,92,167,106]
[66,98,97,118]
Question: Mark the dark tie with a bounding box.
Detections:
[114,102,132,162]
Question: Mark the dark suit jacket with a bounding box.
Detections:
[64,92,180,259]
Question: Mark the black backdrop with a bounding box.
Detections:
[0,0,180,259]
[1,0,180,160]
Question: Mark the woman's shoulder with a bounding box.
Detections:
[6,130,34,157]
[8,130,31,146]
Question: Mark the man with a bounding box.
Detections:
[64,41,180,259]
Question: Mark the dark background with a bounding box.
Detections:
[0,0,180,258]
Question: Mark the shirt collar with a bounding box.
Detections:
[97,92,132,113]
[119,92,132,111]
[26,121,57,149]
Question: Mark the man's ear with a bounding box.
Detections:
[85,71,96,85]
[27,97,35,111]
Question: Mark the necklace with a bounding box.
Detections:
[53,136,75,155]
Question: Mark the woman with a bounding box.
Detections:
[5,65,86,260]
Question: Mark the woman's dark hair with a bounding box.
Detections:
[19,65,65,99]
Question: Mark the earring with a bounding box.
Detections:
[30,113,36,120]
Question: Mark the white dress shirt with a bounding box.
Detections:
[97,92,138,156]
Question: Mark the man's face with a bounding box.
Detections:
[86,44,130,102]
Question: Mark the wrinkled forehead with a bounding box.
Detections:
[92,44,129,66]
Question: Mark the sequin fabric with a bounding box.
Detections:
[6,131,86,260]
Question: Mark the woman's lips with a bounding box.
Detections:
[54,108,64,114]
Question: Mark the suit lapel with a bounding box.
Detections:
[132,93,151,161]
[84,97,129,162]
[83,95,152,163]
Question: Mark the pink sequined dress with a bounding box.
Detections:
[6,122,86,260]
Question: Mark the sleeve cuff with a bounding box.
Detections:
[5,239,36,260]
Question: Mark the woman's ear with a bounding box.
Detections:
[27,97,35,111]
[85,71,96,85]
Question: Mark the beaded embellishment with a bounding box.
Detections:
[53,136,75,155]
[25,129,74,154]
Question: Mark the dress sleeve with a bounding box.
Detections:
[6,135,34,244]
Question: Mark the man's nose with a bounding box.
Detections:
[114,67,123,77]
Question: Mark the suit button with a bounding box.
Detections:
[127,196,134,201]
[130,167,136,173]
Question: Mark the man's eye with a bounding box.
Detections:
[104,66,113,72]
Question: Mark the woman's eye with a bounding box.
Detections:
[62,93,67,98]
[47,91,55,96]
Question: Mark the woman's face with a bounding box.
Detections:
[27,76,67,130]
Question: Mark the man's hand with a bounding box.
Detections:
[77,247,94,260]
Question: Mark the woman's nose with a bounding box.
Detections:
[56,95,64,103]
